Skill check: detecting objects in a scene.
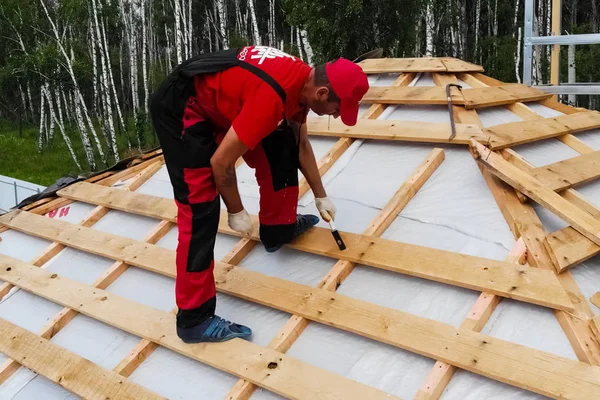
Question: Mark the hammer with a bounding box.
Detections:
[446,83,462,141]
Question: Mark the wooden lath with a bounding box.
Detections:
[226,148,446,400]
[0,253,599,400]
[0,318,166,400]
[307,117,486,144]
[0,254,395,400]
[39,186,575,311]
[529,150,600,192]
[358,57,484,73]
[483,111,600,150]
[362,84,552,109]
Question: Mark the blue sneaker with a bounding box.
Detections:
[265,214,320,253]
[176,316,252,343]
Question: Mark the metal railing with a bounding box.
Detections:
[523,0,600,93]
[0,178,41,209]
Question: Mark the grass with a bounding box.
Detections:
[0,118,158,186]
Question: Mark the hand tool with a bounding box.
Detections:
[446,83,462,141]
[321,211,346,251]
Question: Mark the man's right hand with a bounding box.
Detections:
[228,209,253,235]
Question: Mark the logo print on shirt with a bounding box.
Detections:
[249,46,296,64]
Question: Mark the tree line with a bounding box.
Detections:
[0,0,598,172]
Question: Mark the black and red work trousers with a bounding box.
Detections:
[150,72,299,328]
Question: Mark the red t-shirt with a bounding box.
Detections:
[184,46,311,149]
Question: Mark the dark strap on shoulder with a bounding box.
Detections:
[237,61,287,104]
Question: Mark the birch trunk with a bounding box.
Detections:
[101,15,127,134]
[180,0,188,59]
[27,83,34,119]
[475,0,481,61]
[38,85,46,152]
[425,1,434,56]
[91,0,119,162]
[141,0,149,114]
[296,28,303,61]
[90,23,100,116]
[46,86,81,170]
[568,44,576,104]
[73,91,96,169]
[174,0,183,63]
[40,0,105,164]
[300,30,313,64]
[45,83,55,144]
[217,0,228,49]
[187,0,193,56]
[165,23,172,70]
[54,86,65,129]
[248,0,260,45]
[60,85,70,122]
[516,27,522,83]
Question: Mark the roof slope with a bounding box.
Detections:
[1,57,600,399]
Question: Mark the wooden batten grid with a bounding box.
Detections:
[2,61,600,399]
[0,161,167,386]
[458,73,600,367]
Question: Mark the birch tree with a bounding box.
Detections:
[248,0,260,45]
[40,0,104,167]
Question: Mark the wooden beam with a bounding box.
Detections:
[591,292,600,309]
[471,140,600,249]
[449,76,600,366]
[307,117,486,144]
[457,72,593,155]
[226,148,446,400]
[484,111,600,150]
[544,227,600,273]
[0,255,396,400]
[0,220,175,386]
[358,58,483,74]
[0,318,165,400]
[0,209,573,312]
[415,239,527,400]
[1,255,599,400]
[58,182,176,222]
[362,84,551,109]
[530,150,600,192]
[480,166,600,366]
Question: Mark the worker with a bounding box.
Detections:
[149,45,369,344]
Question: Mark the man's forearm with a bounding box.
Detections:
[212,161,244,213]
[299,139,326,198]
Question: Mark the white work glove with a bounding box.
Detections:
[228,209,253,235]
[315,197,337,222]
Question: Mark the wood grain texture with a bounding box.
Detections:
[415,240,527,400]
[363,84,549,108]
[531,150,600,192]
[1,255,598,400]
[307,117,486,144]
[226,148,446,400]
[58,182,177,222]
[484,111,600,150]
[0,255,396,400]
[471,140,600,249]
[358,58,483,73]
[591,292,600,309]
[8,184,574,311]
[0,317,165,400]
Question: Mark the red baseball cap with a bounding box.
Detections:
[326,58,369,126]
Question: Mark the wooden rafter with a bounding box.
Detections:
[226,148,445,400]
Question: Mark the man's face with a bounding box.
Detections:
[308,87,340,119]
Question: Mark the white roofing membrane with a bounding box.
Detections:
[0,73,598,399]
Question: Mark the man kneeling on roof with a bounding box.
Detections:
[150,45,369,343]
